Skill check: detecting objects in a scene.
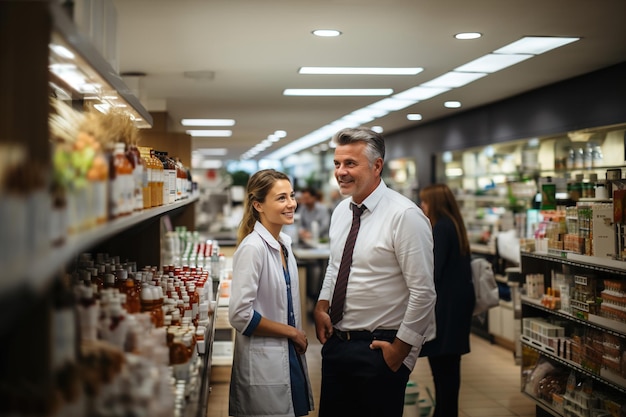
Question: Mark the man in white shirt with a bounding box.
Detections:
[314,127,436,417]
[298,187,330,242]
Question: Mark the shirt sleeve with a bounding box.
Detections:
[242,311,262,336]
[229,240,265,333]
[394,206,437,348]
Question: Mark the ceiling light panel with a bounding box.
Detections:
[455,32,482,40]
[350,108,389,119]
[394,86,450,101]
[186,130,233,137]
[421,71,488,88]
[444,101,462,108]
[312,29,341,37]
[367,98,417,111]
[298,67,424,75]
[454,53,533,73]
[283,88,393,96]
[494,36,580,55]
[181,118,235,126]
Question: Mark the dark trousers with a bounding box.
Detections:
[319,334,410,417]
[428,354,461,417]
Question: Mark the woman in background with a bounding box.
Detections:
[419,183,475,417]
[229,169,313,416]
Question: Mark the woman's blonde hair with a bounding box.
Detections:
[237,169,291,244]
[419,183,470,256]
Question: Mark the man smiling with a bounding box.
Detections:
[314,127,437,417]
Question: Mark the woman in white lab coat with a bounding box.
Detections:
[229,169,313,417]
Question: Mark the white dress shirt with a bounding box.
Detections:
[318,180,437,370]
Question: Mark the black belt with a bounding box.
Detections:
[333,328,397,342]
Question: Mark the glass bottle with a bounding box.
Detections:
[126,144,145,211]
[109,142,133,217]
[210,245,220,281]
[155,151,169,205]
[166,153,178,203]
[138,146,153,208]
[86,140,109,223]
[123,273,141,314]
[150,148,164,206]
[592,143,604,168]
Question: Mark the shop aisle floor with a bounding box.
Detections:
[206,321,536,417]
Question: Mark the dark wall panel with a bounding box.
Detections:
[386,61,626,187]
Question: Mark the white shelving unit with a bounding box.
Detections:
[212,284,235,366]
[520,251,626,416]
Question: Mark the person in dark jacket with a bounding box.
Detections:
[418,183,476,417]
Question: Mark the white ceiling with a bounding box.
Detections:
[112,0,626,166]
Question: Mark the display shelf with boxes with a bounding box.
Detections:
[520,250,626,416]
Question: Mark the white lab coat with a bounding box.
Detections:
[228,222,314,416]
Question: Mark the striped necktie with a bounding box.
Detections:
[329,203,366,325]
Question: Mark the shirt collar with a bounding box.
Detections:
[253,221,292,251]
[352,179,387,214]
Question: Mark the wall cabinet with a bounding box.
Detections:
[520,251,626,416]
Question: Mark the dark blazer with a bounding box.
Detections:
[420,215,475,357]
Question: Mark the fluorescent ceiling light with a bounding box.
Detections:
[394,86,449,101]
[350,108,389,119]
[329,119,362,129]
[299,67,423,75]
[186,130,232,137]
[312,29,341,37]
[422,71,487,88]
[454,53,533,73]
[283,88,393,96]
[371,126,384,133]
[444,101,462,108]
[494,36,580,55]
[194,148,228,156]
[341,114,376,124]
[455,32,482,40]
[181,118,235,126]
[266,127,336,160]
[367,98,417,111]
[274,130,287,138]
[407,113,422,121]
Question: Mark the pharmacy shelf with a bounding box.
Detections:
[522,341,626,395]
[3,195,198,294]
[521,295,626,339]
[522,251,626,275]
[520,251,626,415]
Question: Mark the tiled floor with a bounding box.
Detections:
[206,323,536,417]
